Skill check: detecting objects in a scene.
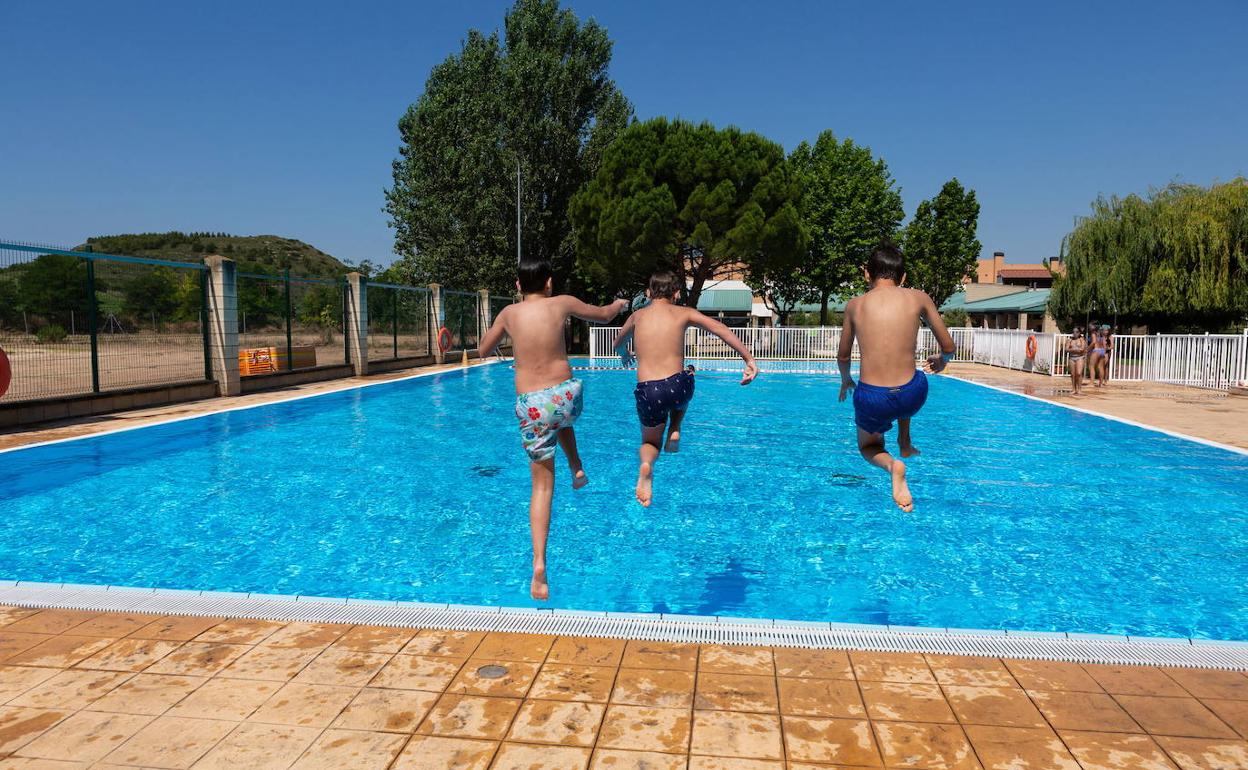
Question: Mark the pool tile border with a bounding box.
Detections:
[1,582,1245,671]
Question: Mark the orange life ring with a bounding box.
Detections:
[0,346,10,398]
[437,326,453,353]
[1025,334,1038,359]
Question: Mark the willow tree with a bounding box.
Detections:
[1051,179,1248,331]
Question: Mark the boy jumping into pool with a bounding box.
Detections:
[837,243,956,512]
[478,258,628,600]
[612,270,758,507]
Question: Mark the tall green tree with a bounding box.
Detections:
[385,0,632,294]
[791,131,904,323]
[569,117,807,307]
[903,178,982,306]
[16,254,89,319]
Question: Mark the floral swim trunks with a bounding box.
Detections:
[515,377,584,462]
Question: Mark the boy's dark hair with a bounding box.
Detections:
[648,270,682,300]
[517,258,553,294]
[866,243,906,282]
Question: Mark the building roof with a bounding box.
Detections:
[997,267,1054,280]
[962,288,1051,313]
[690,279,754,312]
[940,290,970,311]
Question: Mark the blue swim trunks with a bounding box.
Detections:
[515,377,584,462]
[634,367,695,428]
[852,370,929,434]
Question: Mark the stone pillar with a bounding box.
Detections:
[429,283,444,364]
[204,256,240,397]
[345,272,369,376]
[1019,312,1029,331]
[478,289,492,348]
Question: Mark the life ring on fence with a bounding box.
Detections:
[437,326,453,354]
[0,346,10,398]
[1025,334,1038,359]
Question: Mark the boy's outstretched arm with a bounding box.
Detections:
[560,296,629,324]
[918,292,957,373]
[612,314,638,367]
[688,310,758,384]
[837,303,856,401]
[478,306,509,357]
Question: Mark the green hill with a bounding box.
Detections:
[80,232,350,278]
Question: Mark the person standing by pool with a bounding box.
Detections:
[611,270,758,507]
[1066,327,1088,395]
[1087,322,1105,387]
[478,258,628,600]
[837,244,956,512]
[1096,324,1114,387]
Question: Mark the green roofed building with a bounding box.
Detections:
[942,287,1054,332]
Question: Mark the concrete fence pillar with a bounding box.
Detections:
[203,255,240,397]
[478,289,492,346]
[345,272,368,376]
[429,283,444,364]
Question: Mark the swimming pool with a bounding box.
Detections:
[1,360,1246,640]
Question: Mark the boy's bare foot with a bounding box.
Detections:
[899,443,920,458]
[571,470,588,490]
[530,564,549,601]
[890,459,913,512]
[665,431,680,453]
[635,462,653,507]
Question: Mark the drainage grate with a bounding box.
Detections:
[476,664,508,679]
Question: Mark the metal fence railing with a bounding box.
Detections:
[367,282,432,362]
[236,270,347,374]
[440,289,480,353]
[1,241,211,403]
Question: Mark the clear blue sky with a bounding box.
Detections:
[3,0,1244,267]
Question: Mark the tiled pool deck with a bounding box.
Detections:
[0,606,1246,769]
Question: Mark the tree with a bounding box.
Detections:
[1050,179,1248,331]
[790,131,904,323]
[16,254,89,319]
[569,117,807,307]
[121,266,182,324]
[385,0,632,294]
[903,178,982,306]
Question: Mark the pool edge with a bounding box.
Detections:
[3,582,1246,670]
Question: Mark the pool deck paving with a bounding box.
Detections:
[0,607,1246,769]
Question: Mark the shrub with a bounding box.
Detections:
[942,308,970,327]
[36,324,68,343]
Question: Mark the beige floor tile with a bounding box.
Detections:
[780,715,879,766]
[401,630,485,659]
[191,722,320,770]
[64,613,154,638]
[195,619,286,645]
[691,710,782,760]
[415,693,522,739]
[926,655,1018,688]
[507,700,604,746]
[291,647,391,687]
[72,638,181,673]
[103,715,235,768]
[334,625,417,654]
[593,748,688,769]
[1163,669,1248,701]
[0,758,92,769]
[528,664,615,702]
[547,637,626,668]
[88,673,206,715]
[849,651,935,684]
[446,659,540,698]
[472,633,553,663]
[698,646,774,675]
[776,677,865,718]
[1029,689,1143,733]
[1059,730,1179,770]
[127,616,222,642]
[1203,699,1248,739]
[142,642,249,676]
[598,705,691,753]
[1084,665,1187,697]
[0,667,60,701]
[1114,695,1238,739]
[694,673,777,713]
[288,727,406,770]
[0,607,41,627]
[1004,659,1103,693]
[873,721,979,769]
[3,611,99,636]
[15,710,151,763]
[8,669,131,710]
[0,706,69,755]
[1153,736,1248,770]
[772,648,853,680]
[859,681,956,723]
[0,633,53,661]
[611,669,695,709]
[165,677,281,721]
[248,682,359,728]
[621,641,697,672]
[688,758,781,770]
[492,742,590,770]
[332,687,438,732]
[259,622,349,650]
[391,735,498,769]
[4,636,115,668]
[964,724,1079,769]
[944,685,1048,728]
[371,653,464,691]
[218,643,321,681]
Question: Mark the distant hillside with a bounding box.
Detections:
[80,232,350,278]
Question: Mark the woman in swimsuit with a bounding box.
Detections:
[1066,327,1087,395]
[1088,326,1106,387]
[1095,325,1113,387]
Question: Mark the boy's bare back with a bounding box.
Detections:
[845,286,944,387]
[487,295,628,394]
[629,302,696,382]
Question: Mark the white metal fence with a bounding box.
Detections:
[587,326,1248,390]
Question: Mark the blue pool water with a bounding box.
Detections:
[1,361,1246,639]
